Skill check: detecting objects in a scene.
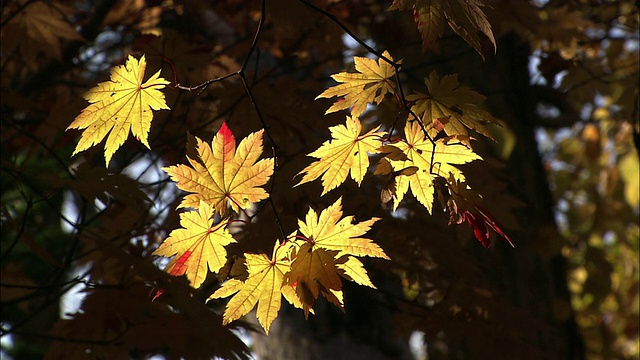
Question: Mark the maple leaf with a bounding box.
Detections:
[153,201,235,290]
[286,197,389,315]
[67,55,170,166]
[408,71,499,143]
[316,50,397,118]
[374,158,419,204]
[337,256,376,288]
[389,0,496,58]
[1,2,83,69]
[288,243,343,314]
[163,123,274,216]
[296,116,386,195]
[389,0,445,52]
[387,121,481,212]
[445,175,514,248]
[209,241,293,334]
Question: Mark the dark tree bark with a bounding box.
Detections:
[251,283,413,360]
[490,34,585,360]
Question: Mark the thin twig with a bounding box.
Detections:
[296,0,392,65]
[174,72,238,95]
[296,0,436,172]
[0,0,35,28]
[168,0,288,241]
[238,74,287,242]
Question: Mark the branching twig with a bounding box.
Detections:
[174,72,238,95]
[236,0,287,242]
[296,0,391,65]
[0,0,35,28]
[167,0,287,241]
[296,0,435,171]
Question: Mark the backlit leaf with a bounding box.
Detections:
[337,256,375,288]
[316,50,397,118]
[296,116,386,195]
[67,55,170,166]
[388,120,482,212]
[153,201,235,290]
[163,123,274,216]
[286,197,388,314]
[446,175,514,247]
[408,71,499,143]
[288,243,343,314]
[209,241,293,334]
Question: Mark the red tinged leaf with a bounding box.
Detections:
[151,288,164,301]
[461,208,514,248]
[162,123,274,215]
[152,251,193,301]
[153,202,236,289]
[218,122,236,163]
[475,206,515,248]
[446,175,514,248]
[462,210,490,248]
[168,251,193,277]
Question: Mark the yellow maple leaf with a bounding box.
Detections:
[336,256,376,288]
[153,201,235,290]
[388,121,482,212]
[209,241,293,334]
[163,123,274,216]
[316,50,397,118]
[288,243,343,314]
[67,55,170,166]
[286,197,389,315]
[296,116,386,195]
[408,71,499,143]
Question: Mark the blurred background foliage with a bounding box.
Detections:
[1,0,638,359]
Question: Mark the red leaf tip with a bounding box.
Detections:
[219,122,235,146]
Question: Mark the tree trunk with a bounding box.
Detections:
[483,34,586,360]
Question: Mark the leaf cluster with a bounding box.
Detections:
[1,0,637,359]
